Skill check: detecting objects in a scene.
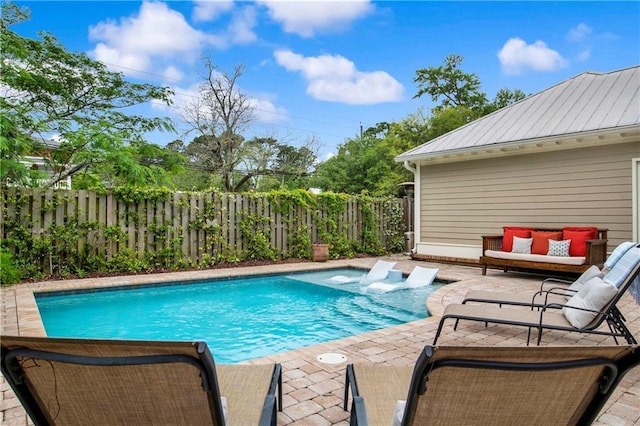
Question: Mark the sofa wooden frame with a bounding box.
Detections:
[480,227,608,276]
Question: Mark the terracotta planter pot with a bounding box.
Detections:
[311,244,329,262]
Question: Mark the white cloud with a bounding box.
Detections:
[248,96,288,124]
[274,49,403,105]
[567,23,592,42]
[163,65,184,81]
[577,48,591,62]
[600,32,619,41]
[90,2,207,57]
[151,82,199,114]
[87,2,259,77]
[88,2,227,75]
[90,43,150,74]
[192,0,234,22]
[228,6,258,44]
[258,0,374,37]
[497,37,568,75]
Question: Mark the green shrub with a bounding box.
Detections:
[0,248,21,285]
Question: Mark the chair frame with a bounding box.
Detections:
[459,282,636,346]
[1,338,282,426]
[344,345,640,426]
[433,260,640,345]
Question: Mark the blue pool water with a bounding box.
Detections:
[36,268,443,363]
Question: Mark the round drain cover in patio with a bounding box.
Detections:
[317,353,347,364]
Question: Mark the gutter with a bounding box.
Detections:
[403,160,416,174]
[402,160,418,255]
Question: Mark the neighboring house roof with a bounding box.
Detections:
[396,66,640,163]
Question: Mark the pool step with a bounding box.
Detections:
[332,296,418,330]
[353,296,419,323]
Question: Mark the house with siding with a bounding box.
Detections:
[395,66,640,264]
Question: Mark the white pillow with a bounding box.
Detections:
[512,236,533,254]
[566,265,604,298]
[548,239,571,257]
[562,277,617,328]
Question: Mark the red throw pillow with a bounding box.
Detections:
[562,227,598,256]
[562,226,599,239]
[503,227,533,252]
[531,231,562,255]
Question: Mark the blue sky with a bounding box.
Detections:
[12,1,640,160]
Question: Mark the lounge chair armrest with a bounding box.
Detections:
[344,365,369,425]
[259,395,277,426]
[547,303,607,317]
[528,287,575,308]
[259,364,283,426]
[540,303,614,329]
[539,277,572,291]
[544,287,578,305]
[344,364,357,410]
[542,301,565,311]
[350,396,369,426]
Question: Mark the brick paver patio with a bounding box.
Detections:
[1,255,639,425]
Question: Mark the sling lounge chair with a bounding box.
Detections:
[433,246,640,345]
[343,344,640,426]
[461,242,636,309]
[329,260,397,284]
[462,265,602,308]
[366,266,439,293]
[1,335,282,426]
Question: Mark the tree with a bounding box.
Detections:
[414,54,488,112]
[485,88,527,114]
[182,56,318,192]
[181,57,255,192]
[1,1,178,188]
[413,54,527,138]
[272,144,317,188]
[312,123,410,195]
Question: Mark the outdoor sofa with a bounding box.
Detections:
[480,226,608,275]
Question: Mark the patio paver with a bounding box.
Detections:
[1,255,639,425]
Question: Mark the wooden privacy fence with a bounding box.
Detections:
[0,188,404,275]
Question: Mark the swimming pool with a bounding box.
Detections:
[36,268,444,363]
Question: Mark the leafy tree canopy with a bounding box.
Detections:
[311,119,422,196]
[1,1,180,188]
[414,54,488,112]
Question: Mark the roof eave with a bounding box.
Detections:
[394,124,640,164]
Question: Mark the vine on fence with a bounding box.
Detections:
[0,187,406,282]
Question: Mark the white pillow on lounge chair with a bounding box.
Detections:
[562,276,617,328]
[565,265,604,298]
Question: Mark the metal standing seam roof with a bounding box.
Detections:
[396,66,640,161]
